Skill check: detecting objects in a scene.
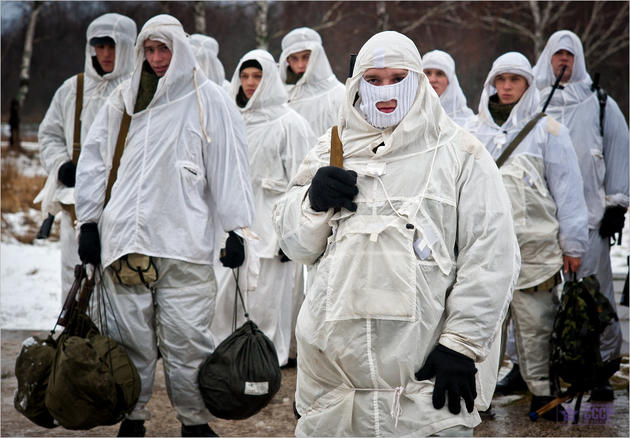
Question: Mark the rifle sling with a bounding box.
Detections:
[104,112,132,207]
[495,112,546,168]
[72,73,84,165]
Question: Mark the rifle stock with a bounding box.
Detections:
[57,264,86,327]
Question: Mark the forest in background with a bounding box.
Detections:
[1,0,628,125]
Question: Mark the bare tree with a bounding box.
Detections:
[255,0,269,50]
[398,1,468,34]
[376,1,389,31]
[13,1,43,150]
[576,1,629,69]
[193,1,206,34]
[269,1,347,41]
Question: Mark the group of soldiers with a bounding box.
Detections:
[34,10,627,437]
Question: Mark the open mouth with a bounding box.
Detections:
[376,100,397,113]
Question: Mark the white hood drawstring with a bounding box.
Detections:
[359,71,419,129]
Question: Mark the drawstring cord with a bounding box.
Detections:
[193,67,212,144]
[355,386,405,429]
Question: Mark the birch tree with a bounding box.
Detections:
[13,1,43,150]
[193,1,206,34]
[255,0,269,50]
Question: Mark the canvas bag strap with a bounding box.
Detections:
[495,112,546,168]
[330,125,343,168]
[72,73,84,165]
[104,112,132,207]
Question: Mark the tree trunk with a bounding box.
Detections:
[376,1,389,31]
[13,1,43,150]
[255,0,269,50]
[193,1,206,34]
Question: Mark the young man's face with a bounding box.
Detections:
[287,50,311,75]
[240,67,263,99]
[143,39,172,77]
[363,68,409,113]
[551,49,574,82]
[423,68,449,97]
[94,43,116,73]
[494,73,528,105]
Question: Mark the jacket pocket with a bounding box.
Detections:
[325,215,416,322]
[590,148,606,186]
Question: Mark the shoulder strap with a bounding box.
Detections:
[495,112,546,168]
[72,73,85,165]
[104,112,132,207]
[330,125,343,168]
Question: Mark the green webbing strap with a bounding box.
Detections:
[495,112,547,168]
[104,112,131,207]
[72,73,84,165]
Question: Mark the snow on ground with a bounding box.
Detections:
[0,240,61,330]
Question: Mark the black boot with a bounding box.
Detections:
[530,395,568,422]
[479,403,496,419]
[495,363,528,395]
[181,423,219,437]
[118,419,146,437]
[590,379,615,402]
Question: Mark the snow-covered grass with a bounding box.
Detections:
[0,240,61,330]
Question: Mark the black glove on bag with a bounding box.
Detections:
[415,344,477,415]
[599,206,627,239]
[57,160,76,187]
[308,166,358,212]
[78,222,101,265]
[220,231,245,268]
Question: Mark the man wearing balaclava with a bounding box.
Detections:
[273,31,519,436]
[74,15,254,437]
[36,13,136,300]
[211,49,316,367]
[278,27,345,137]
[422,50,475,127]
[468,52,588,420]
[533,30,629,401]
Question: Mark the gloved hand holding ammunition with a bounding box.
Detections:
[415,344,477,415]
[220,231,245,268]
[308,166,358,212]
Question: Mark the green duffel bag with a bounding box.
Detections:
[14,334,58,428]
[45,326,141,430]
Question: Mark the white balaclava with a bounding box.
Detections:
[358,70,419,129]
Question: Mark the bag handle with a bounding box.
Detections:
[72,73,84,165]
[104,111,132,207]
[495,112,546,168]
[231,268,250,333]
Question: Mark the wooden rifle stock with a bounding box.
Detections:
[57,264,88,327]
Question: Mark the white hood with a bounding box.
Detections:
[478,52,540,130]
[279,27,336,87]
[532,29,593,102]
[422,50,474,125]
[189,33,227,85]
[230,49,288,114]
[84,13,136,83]
[123,14,205,114]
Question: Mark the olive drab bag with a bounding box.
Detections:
[549,275,618,393]
[13,335,58,428]
[198,272,281,420]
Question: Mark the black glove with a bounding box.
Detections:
[415,344,477,415]
[57,160,76,187]
[78,222,101,265]
[278,248,291,263]
[599,206,627,239]
[308,166,358,212]
[220,231,245,268]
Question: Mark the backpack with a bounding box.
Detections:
[549,275,618,394]
[14,335,58,428]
